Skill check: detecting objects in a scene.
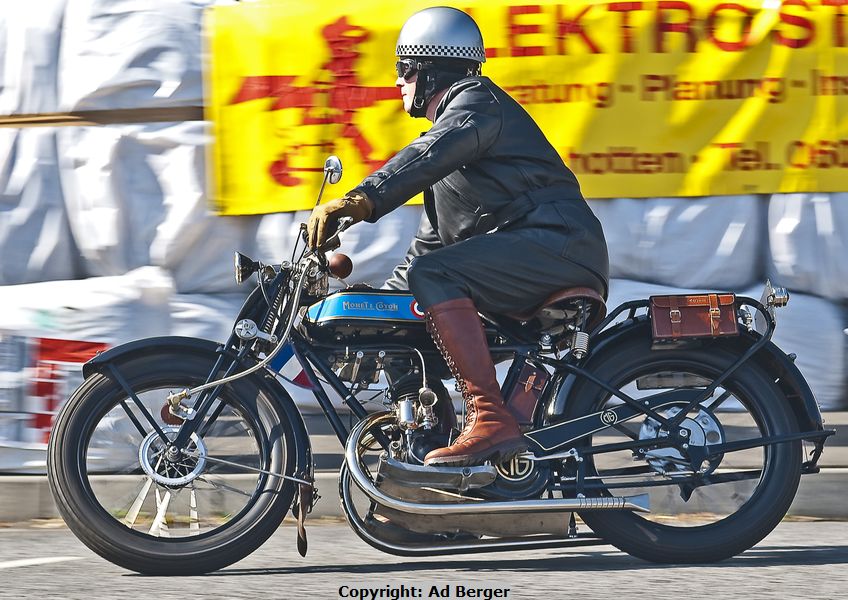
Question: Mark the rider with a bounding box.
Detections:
[308,6,609,467]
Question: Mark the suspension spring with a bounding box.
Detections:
[572,331,590,360]
[261,283,286,336]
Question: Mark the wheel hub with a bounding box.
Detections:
[639,406,724,475]
[139,425,207,487]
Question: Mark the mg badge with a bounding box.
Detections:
[601,410,618,425]
[496,455,533,481]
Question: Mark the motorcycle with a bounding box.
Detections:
[47,157,834,575]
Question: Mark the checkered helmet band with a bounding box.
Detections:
[396,7,486,63]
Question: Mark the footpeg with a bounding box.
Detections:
[377,454,496,492]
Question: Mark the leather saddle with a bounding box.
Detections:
[506,287,607,332]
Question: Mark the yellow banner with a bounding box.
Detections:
[206,0,848,215]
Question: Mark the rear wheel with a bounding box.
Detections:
[562,333,802,563]
[48,351,304,574]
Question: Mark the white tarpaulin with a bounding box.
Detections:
[58,0,211,111]
[767,193,848,301]
[763,290,847,412]
[58,122,264,292]
[0,266,173,343]
[0,1,64,114]
[0,128,78,284]
[169,292,246,341]
[588,196,764,290]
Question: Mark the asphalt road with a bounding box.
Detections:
[0,520,846,600]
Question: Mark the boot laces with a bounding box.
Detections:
[426,312,475,435]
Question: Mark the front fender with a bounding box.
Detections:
[547,317,824,436]
[82,336,313,477]
[83,336,223,379]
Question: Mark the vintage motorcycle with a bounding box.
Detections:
[48,157,833,575]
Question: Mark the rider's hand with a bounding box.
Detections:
[307,190,373,250]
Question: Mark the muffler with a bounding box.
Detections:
[346,413,650,516]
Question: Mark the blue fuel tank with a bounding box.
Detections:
[303,289,430,345]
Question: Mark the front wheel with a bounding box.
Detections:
[48,350,305,574]
[562,332,802,563]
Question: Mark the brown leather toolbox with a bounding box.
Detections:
[506,362,549,427]
[649,293,739,340]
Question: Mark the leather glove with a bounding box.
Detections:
[307,190,373,250]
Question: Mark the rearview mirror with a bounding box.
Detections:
[324,156,343,184]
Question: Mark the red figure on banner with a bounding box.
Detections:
[229,16,398,187]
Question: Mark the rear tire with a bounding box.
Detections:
[562,332,801,563]
[48,351,304,574]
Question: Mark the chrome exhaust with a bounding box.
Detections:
[340,464,607,556]
[345,413,651,516]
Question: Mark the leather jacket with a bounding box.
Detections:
[354,76,609,295]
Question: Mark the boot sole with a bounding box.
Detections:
[424,439,528,468]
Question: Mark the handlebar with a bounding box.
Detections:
[317,216,355,253]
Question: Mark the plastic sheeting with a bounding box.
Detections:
[588,196,765,290]
[758,289,847,411]
[0,2,65,114]
[58,0,211,111]
[0,266,173,343]
[767,193,848,301]
[0,128,79,284]
[169,292,246,341]
[58,122,263,292]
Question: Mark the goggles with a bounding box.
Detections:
[395,59,420,81]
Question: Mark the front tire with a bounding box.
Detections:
[562,331,802,563]
[48,350,304,574]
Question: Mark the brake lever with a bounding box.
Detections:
[318,216,354,253]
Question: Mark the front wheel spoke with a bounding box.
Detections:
[149,489,172,537]
[189,487,200,535]
[124,477,154,528]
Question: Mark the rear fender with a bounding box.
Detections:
[82,336,313,476]
[546,318,824,436]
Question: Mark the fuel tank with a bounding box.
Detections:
[303,289,432,346]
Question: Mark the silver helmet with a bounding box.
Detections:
[396,6,486,63]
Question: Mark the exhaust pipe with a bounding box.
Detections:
[345,413,650,516]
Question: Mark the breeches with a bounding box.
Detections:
[405,227,606,315]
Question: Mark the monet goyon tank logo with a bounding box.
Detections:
[342,300,400,312]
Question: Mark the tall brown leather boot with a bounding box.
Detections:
[423,298,527,467]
